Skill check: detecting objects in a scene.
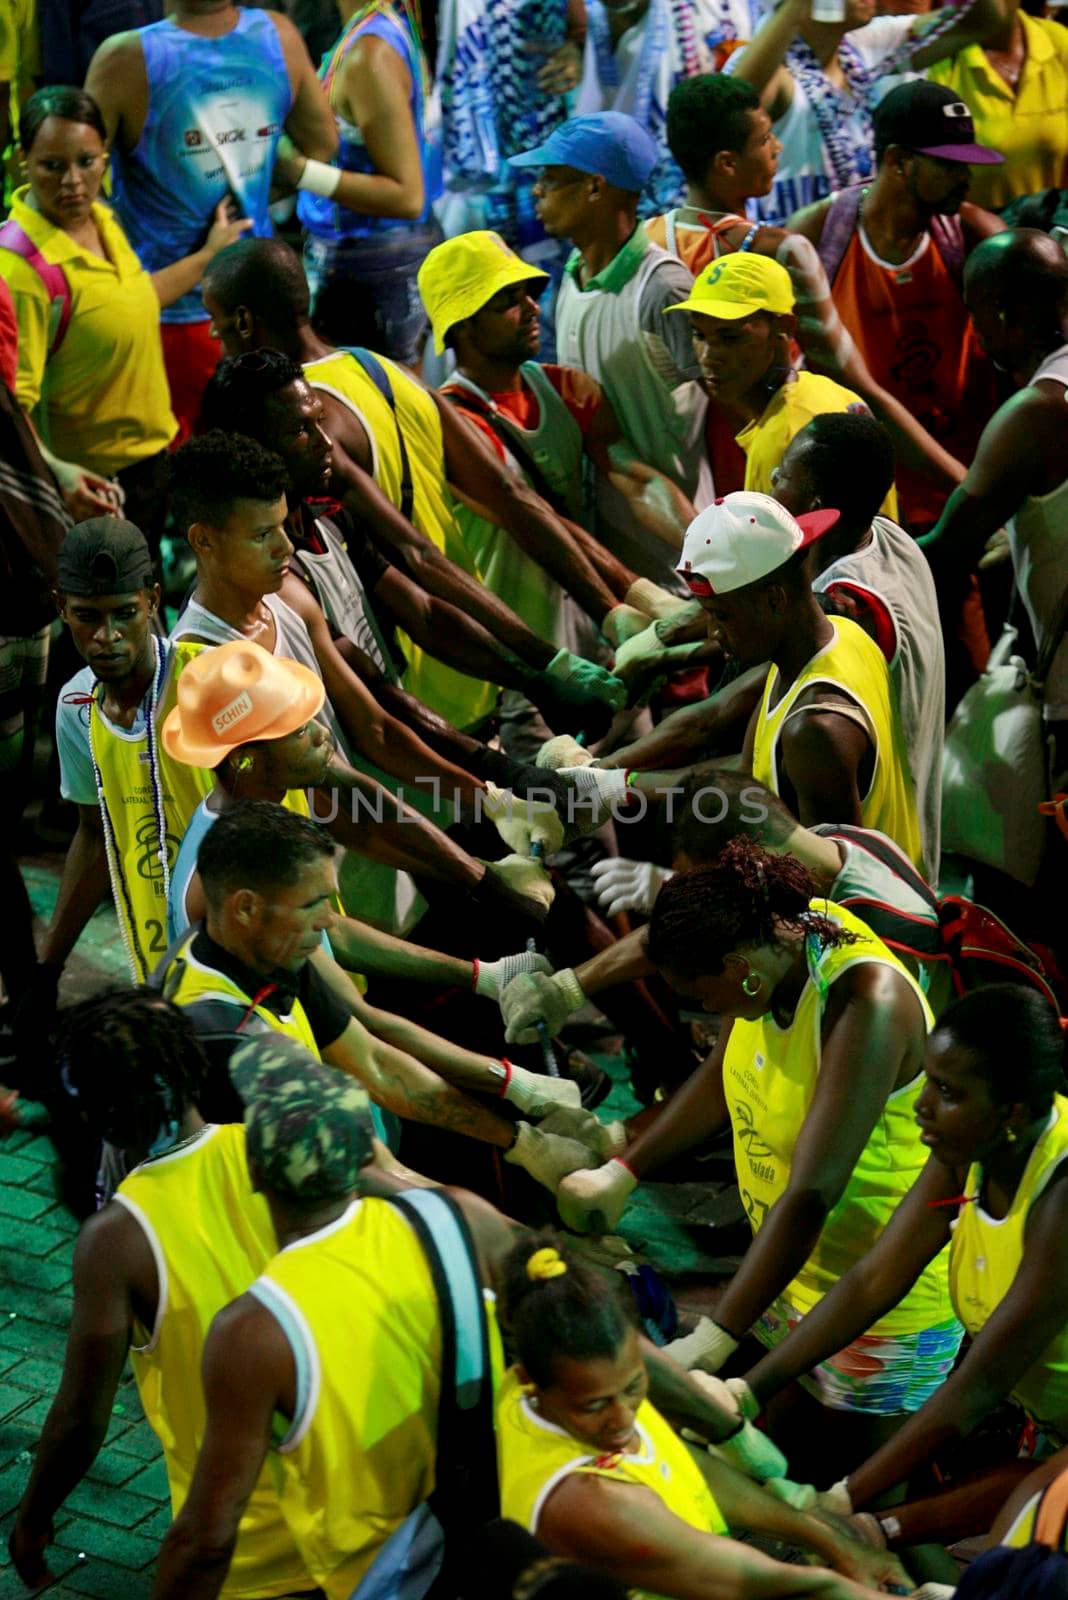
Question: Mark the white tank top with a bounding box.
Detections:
[1009,343,1068,722]
[813,516,945,885]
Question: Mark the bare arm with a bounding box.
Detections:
[598,669,766,772]
[39,807,111,967]
[149,201,252,309]
[325,913,473,988]
[743,1158,957,1408]
[728,0,803,116]
[714,965,925,1340]
[272,10,338,159]
[312,762,485,890]
[372,565,542,693]
[777,703,871,829]
[847,1167,1068,1510]
[84,32,145,150]
[574,926,656,997]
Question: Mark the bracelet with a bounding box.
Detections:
[297,159,342,198]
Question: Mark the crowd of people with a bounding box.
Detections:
[1,0,1068,1594]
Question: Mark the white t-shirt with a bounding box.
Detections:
[728,15,915,223]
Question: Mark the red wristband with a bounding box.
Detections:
[471,958,481,992]
[498,1059,513,1097]
[615,1155,638,1179]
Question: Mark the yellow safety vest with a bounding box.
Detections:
[251,1197,503,1599]
[303,349,496,730]
[723,899,954,1334]
[157,930,320,1052]
[87,640,211,982]
[950,1095,1068,1438]
[752,617,923,873]
[497,1367,726,1599]
[115,1125,311,1599]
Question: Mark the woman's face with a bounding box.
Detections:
[24,116,107,230]
[531,1327,648,1455]
[660,950,773,1022]
[914,1033,1011,1170]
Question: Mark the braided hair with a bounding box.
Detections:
[54,988,209,1152]
[647,835,852,982]
[497,1233,636,1388]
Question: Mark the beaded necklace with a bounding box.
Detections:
[86,636,171,981]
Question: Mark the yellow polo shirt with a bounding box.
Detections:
[928,14,1068,211]
[736,371,898,521]
[0,189,176,476]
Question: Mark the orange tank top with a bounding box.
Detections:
[833,226,999,531]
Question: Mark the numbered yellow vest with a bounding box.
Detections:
[950,1096,1068,1437]
[87,641,212,982]
[115,1126,311,1599]
[723,899,954,1334]
[157,930,320,1052]
[752,617,923,872]
[250,1197,502,1599]
[303,349,496,730]
[497,1366,726,1591]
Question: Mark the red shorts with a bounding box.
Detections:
[160,320,223,445]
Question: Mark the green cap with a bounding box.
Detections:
[230,1034,374,1199]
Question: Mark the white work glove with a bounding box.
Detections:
[624,577,690,620]
[559,765,632,838]
[662,1316,739,1374]
[485,854,556,915]
[537,1105,628,1162]
[816,1478,854,1517]
[473,950,552,1001]
[498,1060,582,1118]
[556,1158,638,1233]
[537,735,596,772]
[723,1376,760,1421]
[590,857,672,918]
[711,1419,788,1484]
[501,967,586,1045]
[505,1120,603,1193]
[546,648,627,710]
[682,1368,743,1420]
[602,603,652,647]
[483,782,565,858]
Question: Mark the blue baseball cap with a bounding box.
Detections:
[509,112,658,193]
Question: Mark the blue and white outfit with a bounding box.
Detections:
[110,10,293,326]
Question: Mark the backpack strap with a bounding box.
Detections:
[388,1189,499,1535]
[441,385,565,513]
[817,185,865,285]
[0,221,72,355]
[930,213,965,287]
[343,347,415,523]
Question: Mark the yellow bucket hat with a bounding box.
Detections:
[417,230,548,355]
[667,252,795,320]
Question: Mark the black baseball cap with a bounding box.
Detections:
[874,81,1003,166]
[57,518,155,597]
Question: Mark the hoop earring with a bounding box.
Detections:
[1005,1125,1018,1145]
[742,971,762,997]
[236,755,254,773]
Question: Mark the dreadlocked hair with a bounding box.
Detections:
[54,988,209,1150]
[497,1233,636,1387]
[646,835,853,981]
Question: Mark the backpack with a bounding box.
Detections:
[816,183,964,287]
[0,378,70,634]
[0,221,72,356]
[821,826,1064,1010]
[955,1464,1068,1598]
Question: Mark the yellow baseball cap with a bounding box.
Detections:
[667,252,795,320]
[417,231,548,355]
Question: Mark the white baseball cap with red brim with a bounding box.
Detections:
[677,492,841,597]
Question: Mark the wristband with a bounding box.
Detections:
[496,1059,513,1098]
[297,159,342,198]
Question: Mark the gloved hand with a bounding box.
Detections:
[723,1376,760,1422]
[816,1478,854,1517]
[546,648,627,711]
[505,1120,606,1192]
[536,735,596,772]
[501,967,586,1045]
[624,578,690,621]
[682,1368,743,1420]
[602,603,653,647]
[711,1419,788,1483]
[590,857,672,917]
[499,1061,582,1118]
[525,667,620,742]
[479,855,555,921]
[763,1479,819,1511]
[558,765,632,838]
[556,1158,638,1233]
[482,783,564,858]
[473,950,552,1001]
[536,1105,628,1161]
[662,1316,739,1374]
